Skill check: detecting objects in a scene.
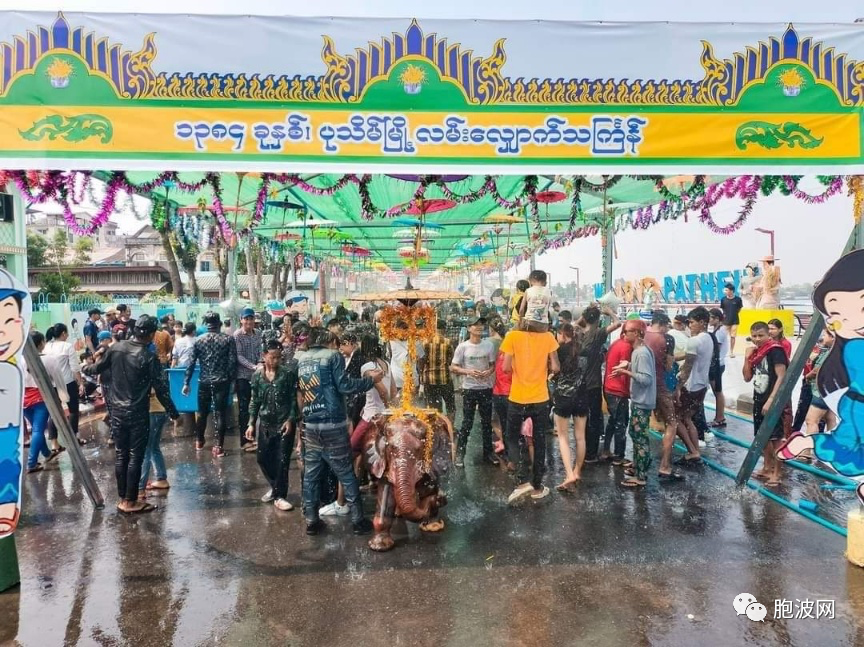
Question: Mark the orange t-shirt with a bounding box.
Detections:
[153,330,174,366]
[499,330,559,404]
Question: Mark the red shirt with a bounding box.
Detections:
[780,337,792,360]
[603,338,633,398]
[493,352,512,396]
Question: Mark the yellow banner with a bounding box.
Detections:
[3,106,858,160]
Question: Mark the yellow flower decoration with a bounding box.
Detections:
[778,68,804,88]
[399,64,427,86]
[46,57,73,80]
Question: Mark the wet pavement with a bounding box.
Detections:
[2,412,864,647]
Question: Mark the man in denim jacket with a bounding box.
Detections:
[297,329,382,536]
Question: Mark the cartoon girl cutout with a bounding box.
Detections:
[0,270,30,537]
[776,250,864,505]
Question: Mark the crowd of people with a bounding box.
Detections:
[20,271,817,533]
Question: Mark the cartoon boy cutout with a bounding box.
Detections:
[0,270,31,537]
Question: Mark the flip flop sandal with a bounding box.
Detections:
[621,479,646,488]
[752,473,769,481]
[658,471,685,482]
[673,456,702,466]
[118,502,157,515]
[624,467,636,477]
[763,480,781,488]
[146,482,170,490]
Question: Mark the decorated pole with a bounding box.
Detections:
[601,188,614,295]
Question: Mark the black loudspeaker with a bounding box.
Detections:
[0,194,12,222]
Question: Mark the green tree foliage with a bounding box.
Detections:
[26,232,49,268]
[73,237,94,265]
[38,271,80,301]
[47,230,69,266]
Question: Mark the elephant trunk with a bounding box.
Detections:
[394,464,429,522]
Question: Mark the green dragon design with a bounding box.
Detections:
[735,121,823,150]
[19,114,113,144]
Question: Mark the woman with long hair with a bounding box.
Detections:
[551,322,589,490]
[767,318,792,359]
[44,323,86,444]
[776,249,864,504]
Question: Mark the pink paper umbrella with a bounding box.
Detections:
[404,198,457,215]
[535,190,566,234]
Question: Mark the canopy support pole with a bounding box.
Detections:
[601,187,614,294]
[736,221,860,485]
[22,340,104,508]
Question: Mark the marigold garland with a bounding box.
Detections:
[377,303,439,466]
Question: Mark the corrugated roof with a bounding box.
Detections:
[191,271,318,293]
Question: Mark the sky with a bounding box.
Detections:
[9,0,864,21]
[10,1,862,291]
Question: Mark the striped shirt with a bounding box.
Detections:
[422,334,453,386]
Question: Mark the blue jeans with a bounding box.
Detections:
[24,403,50,469]
[139,413,168,490]
[302,420,363,524]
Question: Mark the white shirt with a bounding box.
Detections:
[452,339,496,390]
[360,359,392,421]
[685,332,714,392]
[523,285,552,324]
[44,339,80,385]
[712,325,729,367]
[172,335,195,367]
[21,355,69,403]
[389,340,424,389]
[669,329,690,360]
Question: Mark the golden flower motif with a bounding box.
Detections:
[399,64,427,86]
[46,57,73,80]
[778,68,804,88]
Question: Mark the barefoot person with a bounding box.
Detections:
[611,321,656,487]
[551,323,588,490]
[744,322,788,487]
[85,315,180,514]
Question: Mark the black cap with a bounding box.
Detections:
[133,314,158,338]
[469,317,488,327]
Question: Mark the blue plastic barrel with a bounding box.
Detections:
[168,367,199,413]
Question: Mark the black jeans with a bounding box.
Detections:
[65,381,80,436]
[585,387,604,460]
[692,404,710,440]
[505,401,549,489]
[196,381,231,449]
[235,378,252,445]
[793,381,813,432]
[111,411,149,502]
[602,393,630,458]
[425,382,456,417]
[256,420,295,499]
[458,388,494,456]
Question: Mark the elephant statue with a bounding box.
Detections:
[362,410,453,552]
